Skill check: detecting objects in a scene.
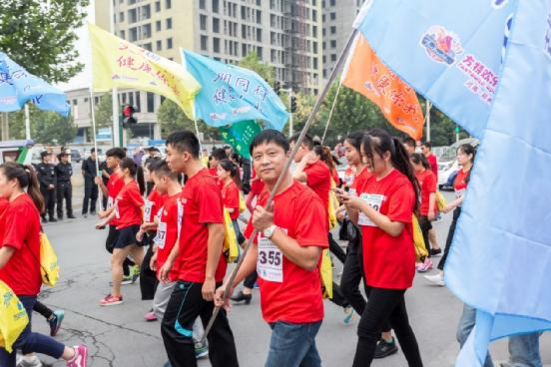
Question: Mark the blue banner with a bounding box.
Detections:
[354,0,517,139]
[182,50,288,131]
[0,52,69,115]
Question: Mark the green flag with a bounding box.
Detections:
[219,120,262,160]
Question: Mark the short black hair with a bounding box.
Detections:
[402,137,416,148]
[290,133,314,150]
[166,130,200,158]
[106,147,126,159]
[250,129,290,155]
[149,159,181,181]
[421,141,432,149]
[91,148,96,153]
[211,148,228,161]
[120,157,137,176]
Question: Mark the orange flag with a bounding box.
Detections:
[342,34,425,140]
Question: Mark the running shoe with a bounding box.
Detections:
[424,273,445,286]
[17,354,42,367]
[99,294,124,306]
[49,309,65,336]
[374,338,399,359]
[343,306,356,325]
[130,265,140,284]
[195,342,209,359]
[415,262,424,271]
[417,258,433,273]
[66,345,87,367]
[144,311,157,322]
[430,248,442,256]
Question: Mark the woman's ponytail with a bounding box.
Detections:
[24,165,45,214]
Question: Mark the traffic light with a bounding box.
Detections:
[454,126,460,134]
[290,96,297,113]
[122,104,137,128]
[274,80,281,94]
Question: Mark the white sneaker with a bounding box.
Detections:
[17,354,43,367]
[424,273,445,286]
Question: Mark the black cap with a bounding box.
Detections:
[59,151,68,158]
[147,146,160,152]
[40,151,51,159]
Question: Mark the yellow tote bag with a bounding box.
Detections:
[0,281,29,353]
[39,233,60,287]
[412,215,429,262]
[327,179,339,230]
[436,191,447,212]
[238,193,246,214]
[223,209,239,263]
[320,249,333,299]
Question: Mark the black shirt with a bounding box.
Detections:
[82,157,98,180]
[55,162,73,183]
[36,163,56,188]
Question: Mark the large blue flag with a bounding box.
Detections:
[182,50,288,131]
[447,1,551,365]
[0,52,69,115]
[354,0,517,139]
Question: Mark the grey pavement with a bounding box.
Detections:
[33,191,551,367]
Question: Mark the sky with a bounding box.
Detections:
[56,1,95,91]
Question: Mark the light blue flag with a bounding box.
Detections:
[0,52,70,115]
[354,0,517,139]
[446,1,551,365]
[181,50,288,131]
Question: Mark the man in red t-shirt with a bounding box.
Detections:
[160,130,238,367]
[421,141,443,256]
[215,130,328,367]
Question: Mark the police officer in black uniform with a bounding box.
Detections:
[55,151,75,220]
[81,147,99,217]
[37,151,57,223]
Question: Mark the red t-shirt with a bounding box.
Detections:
[177,168,227,283]
[115,180,144,230]
[454,168,469,198]
[107,171,125,226]
[0,198,8,216]
[244,181,329,324]
[144,188,165,223]
[350,166,372,197]
[304,160,332,210]
[427,154,438,181]
[0,194,42,296]
[250,168,265,195]
[155,192,182,281]
[359,169,416,290]
[331,168,340,186]
[221,180,240,221]
[416,169,437,216]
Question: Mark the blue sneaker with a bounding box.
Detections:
[49,310,64,337]
[343,306,356,325]
[195,342,209,359]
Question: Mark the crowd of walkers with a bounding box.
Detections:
[0,128,544,367]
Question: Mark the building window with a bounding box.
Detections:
[165,0,171,9]
[155,1,160,11]
[119,11,124,22]
[129,27,138,41]
[142,43,152,51]
[141,5,151,20]
[213,37,221,53]
[330,0,336,5]
[212,0,219,13]
[156,40,162,50]
[142,23,152,38]
[135,91,141,111]
[147,93,155,113]
[330,26,336,34]
[120,30,126,39]
[128,8,137,23]
[167,38,173,49]
[199,0,206,9]
[330,12,336,20]
[200,15,207,30]
[213,18,220,33]
[166,18,172,29]
[331,53,337,61]
[156,20,161,31]
[330,40,336,48]
[201,35,208,51]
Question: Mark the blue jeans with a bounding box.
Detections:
[0,296,65,367]
[504,333,543,367]
[457,304,494,367]
[266,321,322,367]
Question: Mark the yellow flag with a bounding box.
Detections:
[89,23,201,119]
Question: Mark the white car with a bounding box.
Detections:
[438,160,459,190]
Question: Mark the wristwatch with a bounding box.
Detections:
[263,225,277,239]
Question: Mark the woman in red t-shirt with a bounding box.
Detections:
[218,159,245,245]
[425,143,475,286]
[336,129,423,367]
[411,153,437,273]
[0,163,88,367]
[97,158,145,306]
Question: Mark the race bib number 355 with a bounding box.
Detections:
[257,229,286,283]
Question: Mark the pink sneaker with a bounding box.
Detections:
[67,345,87,367]
[144,311,157,322]
[99,294,124,306]
[417,258,433,273]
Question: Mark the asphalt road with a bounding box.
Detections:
[33,191,550,367]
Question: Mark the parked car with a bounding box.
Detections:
[70,149,82,163]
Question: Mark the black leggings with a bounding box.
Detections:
[353,287,423,367]
[438,207,462,271]
[341,241,367,315]
[33,301,53,320]
[329,232,346,264]
[140,234,158,300]
[418,216,432,260]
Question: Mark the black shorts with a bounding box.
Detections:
[106,225,120,253]
[113,225,141,249]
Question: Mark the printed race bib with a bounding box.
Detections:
[156,222,167,249]
[358,194,384,227]
[144,200,153,222]
[107,197,114,209]
[114,199,120,219]
[257,231,285,283]
[455,188,466,199]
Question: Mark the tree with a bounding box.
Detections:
[33,111,77,145]
[0,0,89,83]
[238,53,275,86]
[156,99,219,140]
[94,94,114,129]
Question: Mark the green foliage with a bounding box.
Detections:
[156,99,218,140]
[238,53,275,86]
[0,0,89,83]
[33,111,77,145]
[94,94,114,128]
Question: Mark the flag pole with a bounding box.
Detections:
[426,100,432,142]
[201,28,359,342]
[89,88,103,204]
[321,81,343,144]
